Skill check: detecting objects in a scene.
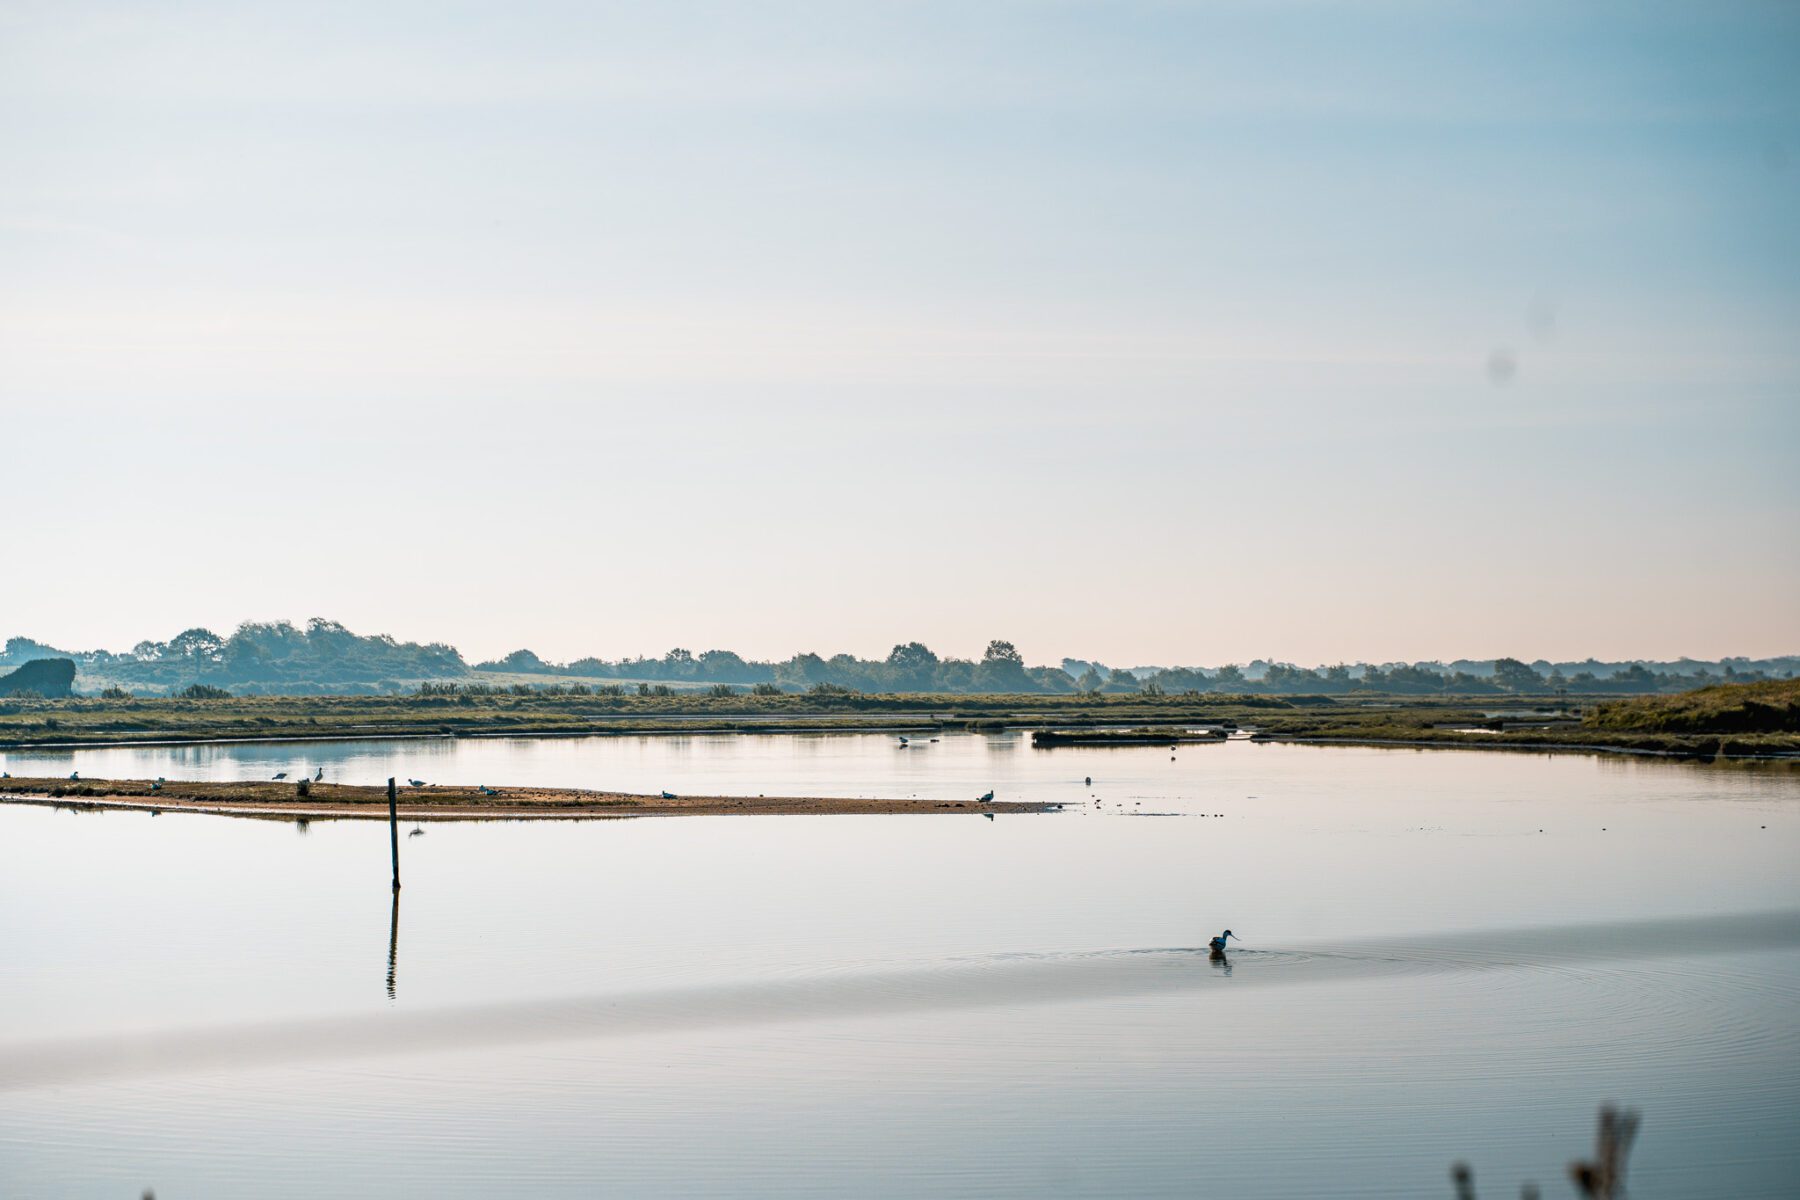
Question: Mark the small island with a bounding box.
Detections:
[0,776,1058,822]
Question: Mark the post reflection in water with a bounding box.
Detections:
[386,889,400,1002]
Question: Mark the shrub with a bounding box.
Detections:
[178,683,233,700]
[100,686,134,700]
[751,683,783,696]
[708,684,736,697]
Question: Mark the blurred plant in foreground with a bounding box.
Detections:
[1452,1105,1639,1199]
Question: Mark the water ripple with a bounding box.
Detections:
[3,911,1795,1093]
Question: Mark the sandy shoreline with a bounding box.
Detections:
[0,777,1059,822]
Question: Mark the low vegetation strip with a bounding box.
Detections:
[1,683,1796,759]
[0,778,1059,822]
[0,691,1304,748]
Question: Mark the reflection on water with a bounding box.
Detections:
[386,889,400,1003]
[9,912,1791,1093]
[1,739,1797,1197]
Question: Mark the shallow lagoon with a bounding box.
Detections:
[2,736,1797,1196]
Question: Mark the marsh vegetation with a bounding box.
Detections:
[1,681,1794,757]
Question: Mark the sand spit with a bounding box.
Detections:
[0,777,1058,822]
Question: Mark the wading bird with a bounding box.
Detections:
[313,767,323,781]
[407,778,427,788]
[68,771,79,781]
[1209,929,1237,955]
[977,790,995,803]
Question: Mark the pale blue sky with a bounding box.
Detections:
[3,1,1796,665]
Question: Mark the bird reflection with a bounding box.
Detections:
[386,889,401,1001]
[1209,948,1232,977]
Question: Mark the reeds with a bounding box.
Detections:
[1451,1105,1639,1199]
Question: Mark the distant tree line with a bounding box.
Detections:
[475,639,1080,694]
[475,643,1798,698]
[2,618,1793,698]
[0,619,466,696]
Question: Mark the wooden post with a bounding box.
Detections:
[388,777,401,891]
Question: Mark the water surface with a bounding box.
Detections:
[2,736,1796,1196]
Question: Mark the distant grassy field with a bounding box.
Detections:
[1,686,1795,758]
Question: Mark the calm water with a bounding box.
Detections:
[2,735,1797,1197]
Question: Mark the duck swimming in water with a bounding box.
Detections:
[1208,929,1237,955]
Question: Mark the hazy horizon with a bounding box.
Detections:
[6,613,1796,675]
[6,2,1797,664]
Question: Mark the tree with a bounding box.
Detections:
[886,642,940,690]
[982,640,1024,667]
[774,652,829,691]
[975,639,1030,691]
[1102,666,1141,693]
[167,628,225,663]
[492,649,548,674]
[698,649,754,681]
[1493,657,1545,692]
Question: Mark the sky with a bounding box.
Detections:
[3,1,1797,668]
